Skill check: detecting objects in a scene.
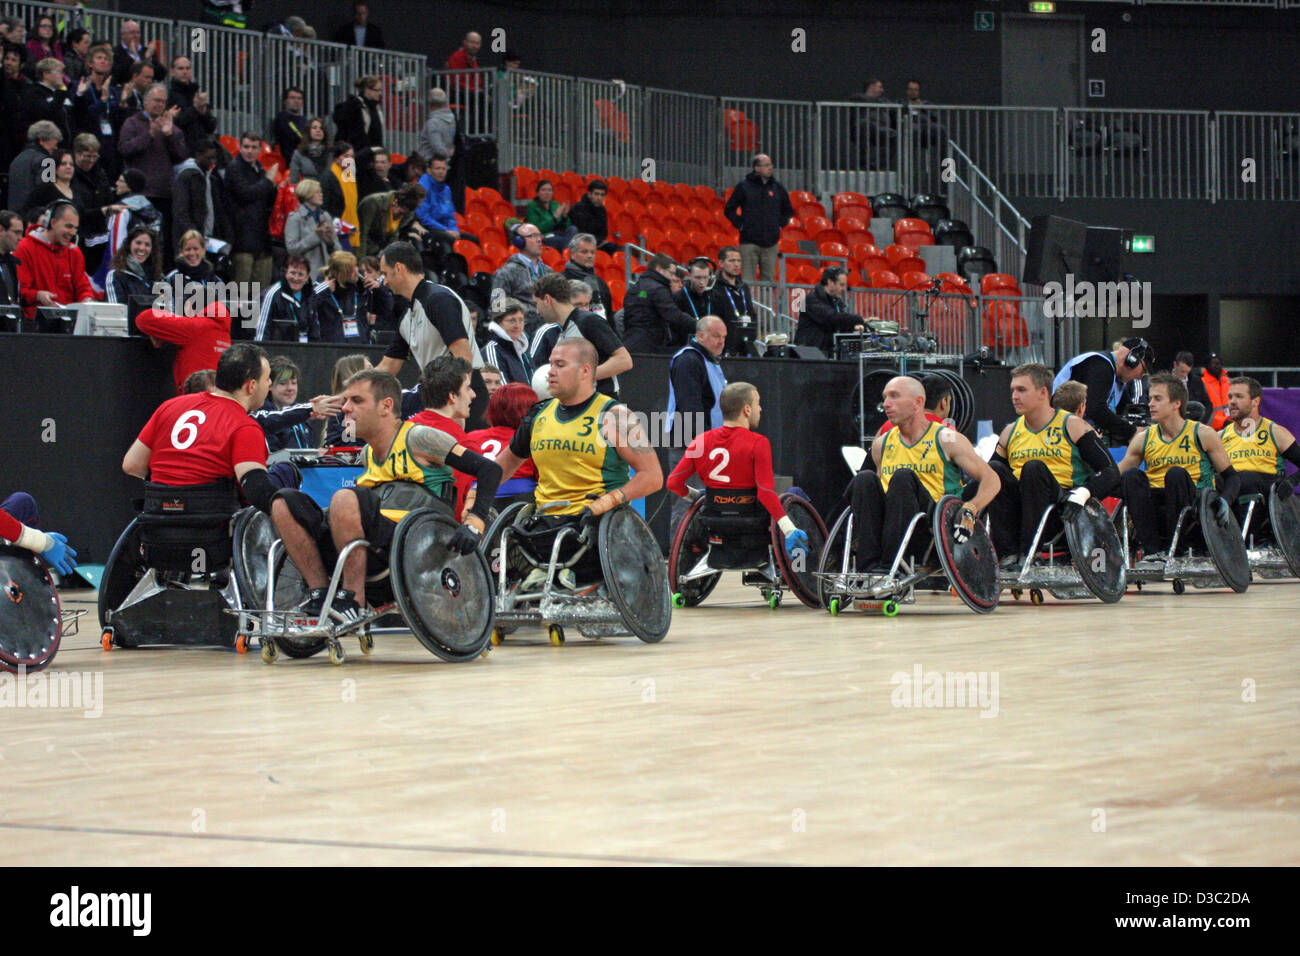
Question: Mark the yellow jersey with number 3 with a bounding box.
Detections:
[1143,419,1212,490]
[1220,417,1283,476]
[529,393,629,515]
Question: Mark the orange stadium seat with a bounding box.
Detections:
[453,239,481,260]
[694,185,717,204]
[984,299,1029,349]
[608,277,627,311]
[938,272,973,294]
[803,216,833,238]
[981,273,1022,296]
[894,218,935,248]
[815,227,847,246]
[819,241,851,260]
[789,190,818,207]
[885,244,926,275]
[796,202,825,223]
[627,179,652,200]
[836,216,868,234]
[901,271,933,291]
[853,243,888,274]
[870,270,904,290]
[833,191,870,210]
[513,167,537,198]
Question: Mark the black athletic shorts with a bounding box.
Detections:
[292,486,397,590]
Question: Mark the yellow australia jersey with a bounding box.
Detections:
[1143,419,1212,489]
[878,420,963,502]
[1006,408,1090,487]
[357,421,453,521]
[1220,417,1283,476]
[529,393,629,515]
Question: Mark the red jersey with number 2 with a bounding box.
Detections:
[668,425,786,521]
[136,392,268,485]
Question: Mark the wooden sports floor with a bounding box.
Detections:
[3,578,1297,867]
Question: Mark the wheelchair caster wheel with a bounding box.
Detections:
[1010,588,1022,601]
[548,625,565,646]
[235,635,249,654]
[1135,582,1143,591]
[767,590,782,610]
[671,592,685,608]
[100,629,113,651]
[882,600,899,617]
[490,627,504,646]
[358,629,374,656]
[1172,579,1185,595]
[1029,589,1044,606]
[828,597,840,616]
[327,637,346,665]
[260,639,279,664]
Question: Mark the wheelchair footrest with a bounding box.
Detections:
[227,603,395,640]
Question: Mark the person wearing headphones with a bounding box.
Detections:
[1052,337,1154,444]
[14,200,97,322]
[490,221,554,332]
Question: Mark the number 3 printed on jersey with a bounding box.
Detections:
[708,447,730,483]
[171,409,206,450]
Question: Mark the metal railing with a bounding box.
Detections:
[946,143,1032,282]
[1063,108,1214,200]
[1216,112,1300,200]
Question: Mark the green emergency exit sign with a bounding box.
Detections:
[1029,2,1056,12]
[1130,235,1155,253]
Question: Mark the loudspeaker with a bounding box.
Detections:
[1022,214,1088,286]
[1081,226,1125,284]
[462,136,498,190]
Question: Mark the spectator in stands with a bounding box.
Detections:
[333,76,385,153]
[111,20,166,87]
[289,116,330,184]
[21,58,72,146]
[480,297,533,385]
[267,16,315,41]
[104,225,162,330]
[25,15,62,68]
[1202,353,1231,429]
[21,147,75,221]
[273,88,307,162]
[529,273,631,398]
[414,152,473,247]
[112,61,155,141]
[70,137,120,267]
[480,365,503,396]
[62,28,90,88]
[255,257,315,342]
[563,232,613,318]
[724,154,793,282]
[621,252,698,355]
[903,79,928,109]
[524,180,576,251]
[115,166,164,240]
[417,88,456,164]
[392,151,426,187]
[358,254,395,333]
[851,77,898,169]
[568,279,593,312]
[445,32,483,106]
[332,2,386,49]
[309,250,368,343]
[321,141,357,233]
[134,299,233,395]
[257,356,344,453]
[568,179,613,251]
[167,56,216,155]
[172,138,230,249]
[793,266,865,355]
[322,354,372,446]
[284,178,338,277]
[71,43,117,170]
[358,147,400,199]
[182,368,216,393]
[665,315,729,530]
[0,209,22,306]
[356,182,425,259]
[168,229,218,292]
[492,223,553,331]
[1172,350,1212,424]
[710,245,756,356]
[15,200,95,319]
[674,258,714,324]
[1,52,29,189]
[225,131,278,288]
[118,82,186,252]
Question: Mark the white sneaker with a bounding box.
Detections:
[521,568,548,592]
[1137,550,1168,570]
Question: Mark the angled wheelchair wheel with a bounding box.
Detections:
[599,507,672,643]
[391,509,495,662]
[231,508,321,658]
[0,545,62,673]
[1199,491,1250,593]
[932,496,999,614]
[815,509,852,608]
[98,517,146,631]
[1269,486,1300,578]
[668,495,722,607]
[1063,497,1127,603]
[481,501,531,580]
[772,492,830,608]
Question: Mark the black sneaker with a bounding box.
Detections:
[292,588,327,622]
[999,553,1025,571]
[328,589,365,628]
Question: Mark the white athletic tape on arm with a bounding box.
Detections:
[15,525,53,554]
[777,515,796,536]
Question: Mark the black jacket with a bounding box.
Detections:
[256,278,315,342]
[621,269,697,354]
[562,260,614,317]
[0,251,19,306]
[724,171,794,248]
[321,169,345,219]
[332,94,384,151]
[173,163,232,244]
[1181,373,1212,423]
[71,163,116,240]
[308,280,369,344]
[674,286,712,323]
[222,156,276,254]
[793,285,864,355]
[272,110,306,161]
[110,46,166,86]
[568,196,608,244]
[709,275,757,355]
[167,79,217,154]
[480,322,533,385]
[669,339,723,419]
[330,21,387,48]
[20,82,71,144]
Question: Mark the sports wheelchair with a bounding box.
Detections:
[815,495,999,616]
[999,497,1126,605]
[667,491,828,609]
[1114,488,1251,594]
[232,484,495,665]
[0,545,85,673]
[483,500,671,646]
[1238,486,1300,580]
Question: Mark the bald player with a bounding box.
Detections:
[844,375,999,572]
[667,381,809,557]
[1118,372,1239,569]
[1220,375,1300,540]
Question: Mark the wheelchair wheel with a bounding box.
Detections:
[667,495,722,607]
[98,517,146,631]
[481,501,530,579]
[932,496,999,613]
[598,507,672,643]
[1268,487,1300,578]
[771,493,829,609]
[0,545,63,673]
[231,508,322,658]
[1062,497,1127,603]
[391,509,495,662]
[815,509,851,609]
[1199,491,1250,593]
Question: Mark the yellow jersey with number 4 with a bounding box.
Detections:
[530,393,629,515]
[1143,419,1212,489]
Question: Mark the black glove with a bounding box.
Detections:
[1274,476,1298,499]
[951,506,977,545]
[1058,486,1091,522]
[578,506,602,538]
[447,522,483,554]
[1207,491,1231,525]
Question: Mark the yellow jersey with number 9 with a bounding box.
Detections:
[357,420,453,521]
[1220,417,1283,476]
[878,420,963,502]
[529,393,629,515]
[1143,419,1212,489]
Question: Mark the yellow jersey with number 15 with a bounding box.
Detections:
[1220,417,1283,476]
[1006,408,1090,487]
[529,393,629,515]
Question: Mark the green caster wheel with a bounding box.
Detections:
[671,592,685,608]
[882,600,899,617]
[767,590,782,609]
[828,597,841,616]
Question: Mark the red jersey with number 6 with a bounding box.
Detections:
[667,425,786,521]
[135,392,268,485]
